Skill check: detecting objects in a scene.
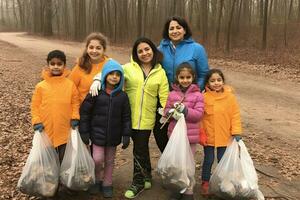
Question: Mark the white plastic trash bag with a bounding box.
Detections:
[17,131,60,197]
[157,116,195,192]
[60,128,95,191]
[209,139,264,200]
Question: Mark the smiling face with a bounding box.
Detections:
[208,73,224,92]
[168,20,186,44]
[87,39,105,63]
[48,57,65,76]
[137,42,154,65]
[177,68,194,88]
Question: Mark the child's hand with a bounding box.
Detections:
[89,74,102,97]
[70,119,79,129]
[121,136,130,149]
[233,135,242,142]
[174,102,185,113]
[33,123,44,132]
[172,110,183,120]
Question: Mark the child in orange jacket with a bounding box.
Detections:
[69,32,110,104]
[31,50,80,163]
[199,69,242,197]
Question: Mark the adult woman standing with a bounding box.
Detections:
[153,16,210,153]
[69,32,109,104]
[89,37,169,199]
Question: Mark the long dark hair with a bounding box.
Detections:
[132,37,163,67]
[162,16,192,40]
[78,32,108,73]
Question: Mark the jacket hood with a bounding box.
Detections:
[41,68,70,81]
[172,83,200,94]
[101,59,124,95]
[160,37,194,46]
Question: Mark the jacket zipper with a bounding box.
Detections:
[137,69,155,129]
[106,94,112,145]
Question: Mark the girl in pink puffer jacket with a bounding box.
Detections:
[164,62,204,200]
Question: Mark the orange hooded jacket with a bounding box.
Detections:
[31,69,80,147]
[201,85,242,147]
[69,57,108,103]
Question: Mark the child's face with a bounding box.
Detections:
[106,71,121,87]
[87,39,105,63]
[208,73,224,92]
[48,58,65,76]
[137,42,154,65]
[177,69,193,88]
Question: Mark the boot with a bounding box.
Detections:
[201,181,210,197]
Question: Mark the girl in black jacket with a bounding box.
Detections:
[79,59,131,198]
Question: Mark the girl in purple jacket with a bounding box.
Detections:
[164,62,204,200]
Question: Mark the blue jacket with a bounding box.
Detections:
[158,37,209,91]
[79,59,131,146]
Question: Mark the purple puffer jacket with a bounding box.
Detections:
[164,84,204,144]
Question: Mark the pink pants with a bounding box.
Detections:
[92,144,116,186]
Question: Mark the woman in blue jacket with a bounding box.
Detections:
[153,16,210,157]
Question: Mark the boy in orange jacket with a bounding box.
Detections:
[31,50,80,162]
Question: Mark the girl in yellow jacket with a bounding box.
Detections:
[69,32,110,104]
[199,69,242,197]
[31,50,80,163]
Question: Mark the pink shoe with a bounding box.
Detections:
[201,181,210,197]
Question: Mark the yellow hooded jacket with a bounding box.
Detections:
[202,85,242,147]
[31,69,80,147]
[123,59,169,130]
[69,57,109,103]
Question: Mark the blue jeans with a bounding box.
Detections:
[201,146,226,181]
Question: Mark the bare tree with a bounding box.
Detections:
[226,0,237,52]
[215,0,224,47]
[262,0,268,50]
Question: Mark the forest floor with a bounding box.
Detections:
[0,32,299,200]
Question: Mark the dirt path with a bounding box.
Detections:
[0,32,299,200]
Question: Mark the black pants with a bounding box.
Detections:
[56,143,67,164]
[153,104,169,153]
[131,129,152,187]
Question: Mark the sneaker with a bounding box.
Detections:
[124,184,144,199]
[88,181,102,195]
[144,180,152,189]
[169,192,182,200]
[200,181,209,197]
[102,185,113,198]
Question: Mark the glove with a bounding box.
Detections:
[121,136,130,149]
[70,119,79,129]
[33,123,44,132]
[199,128,207,146]
[172,110,183,120]
[233,135,242,142]
[174,102,185,113]
[89,73,102,97]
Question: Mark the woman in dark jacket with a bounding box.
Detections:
[79,59,131,198]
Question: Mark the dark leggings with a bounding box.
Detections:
[201,146,226,181]
[131,129,152,187]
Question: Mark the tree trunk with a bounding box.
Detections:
[215,0,224,47]
[259,0,264,26]
[262,0,268,50]
[288,0,293,20]
[202,0,208,44]
[43,0,52,36]
[284,0,288,47]
[225,0,237,52]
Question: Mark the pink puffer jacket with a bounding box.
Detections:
[164,84,204,144]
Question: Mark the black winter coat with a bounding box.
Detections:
[79,90,131,146]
